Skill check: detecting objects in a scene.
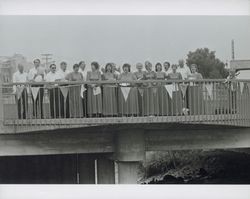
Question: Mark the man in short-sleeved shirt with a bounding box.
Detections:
[13,64,28,119]
[177,59,191,80]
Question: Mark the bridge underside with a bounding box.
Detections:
[0,123,250,156]
[0,154,115,184]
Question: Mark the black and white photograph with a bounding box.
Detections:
[0,0,250,198]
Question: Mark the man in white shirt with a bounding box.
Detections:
[28,59,45,118]
[45,64,61,82]
[177,59,191,80]
[56,61,70,118]
[57,61,70,80]
[45,64,63,118]
[13,64,28,119]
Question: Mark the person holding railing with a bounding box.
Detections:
[28,59,45,119]
[134,63,145,116]
[86,62,102,117]
[65,64,84,118]
[186,64,204,115]
[102,63,118,117]
[56,61,70,118]
[118,63,139,116]
[155,62,171,116]
[12,64,28,119]
[167,64,183,115]
[142,61,159,116]
[45,64,62,118]
[177,59,191,80]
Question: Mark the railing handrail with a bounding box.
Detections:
[3,78,250,86]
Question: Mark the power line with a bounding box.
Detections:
[41,53,53,68]
[231,39,235,60]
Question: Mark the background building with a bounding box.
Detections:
[0,54,33,83]
[230,59,250,70]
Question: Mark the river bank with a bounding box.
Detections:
[140,149,250,184]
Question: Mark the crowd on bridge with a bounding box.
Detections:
[12,58,233,119]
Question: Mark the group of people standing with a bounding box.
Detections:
[12,58,203,119]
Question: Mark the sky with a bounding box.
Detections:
[0,16,250,71]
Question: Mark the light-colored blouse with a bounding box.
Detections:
[167,72,183,80]
[143,71,156,80]
[102,72,117,81]
[155,71,167,80]
[87,71,102,81]
[187,72,203,80]
[65,72,83,81]
[118,72,137,81]
[134,71,145,80]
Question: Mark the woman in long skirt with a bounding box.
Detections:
[134,63,145,116]
[186,64,204,115]
[155,63,171,116]
[142,61,159,116]
[86,62,102,117]
[102,63,118,116]
[118,63,139,116]
[167,64,183,116]
[65,64,84,118]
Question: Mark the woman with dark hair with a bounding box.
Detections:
[65,64,84,118]
[102,63,118,116]
[186,64,204,115]
[118,63,139,116]
[163,61,172,75]
[166,64,183,116]
[86,61,102,117]
[142,61,159,116]
[155,63,171,116]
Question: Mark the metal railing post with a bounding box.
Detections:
[0,74,4,132]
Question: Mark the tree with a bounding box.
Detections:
[186,48,228,79]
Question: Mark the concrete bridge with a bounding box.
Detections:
[0,79,250,184]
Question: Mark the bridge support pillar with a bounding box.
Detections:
[115,130,145,184]
[116,161,140,184]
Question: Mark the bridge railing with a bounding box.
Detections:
[1,79,250,128]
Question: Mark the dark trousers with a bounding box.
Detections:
[16,88,28,119]
[31,86,44,118]
[49,88,60,118]
[59,89,70,118]
[82,90,87,117]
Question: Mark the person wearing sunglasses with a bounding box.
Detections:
[45,64,62,118]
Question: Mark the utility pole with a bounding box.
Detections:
[231,39,235,60]
[41,53,53,73]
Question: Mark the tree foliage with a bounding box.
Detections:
[186,48,228,79]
